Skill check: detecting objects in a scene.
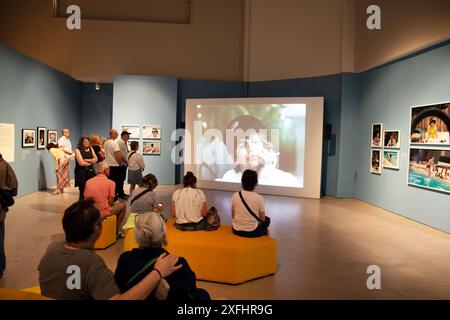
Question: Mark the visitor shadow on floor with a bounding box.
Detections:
[29,204,67,215]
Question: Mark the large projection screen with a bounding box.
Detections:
[184,97,323,198]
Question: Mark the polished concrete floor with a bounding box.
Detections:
[2,185,450,299]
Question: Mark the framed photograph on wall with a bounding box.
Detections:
[37,127,47,149]
[143,141,161,155]
[371,123,383,148]
[383,150,400,170]
[22,129,36,148]
[384,130,400,149]
[142,125,161,140]
[47,130,58,145]
[408,148,450,194]
[370,149,382,174]
[121,125,140,139]
[410,102,450,145]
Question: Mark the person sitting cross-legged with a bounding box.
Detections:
[38,199,182,300]
[171,172,208,231]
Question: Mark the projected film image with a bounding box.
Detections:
[193,103,306,188]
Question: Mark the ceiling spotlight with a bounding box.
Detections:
[95,82,101,91]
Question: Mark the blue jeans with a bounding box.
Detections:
[0,220,5,272]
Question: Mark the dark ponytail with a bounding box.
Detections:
[183,171,197,187]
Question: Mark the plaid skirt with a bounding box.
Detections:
[57,159,71,189]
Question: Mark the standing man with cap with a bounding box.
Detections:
[0,153,18,279]
[104,129,122,201]
[57,128,74,193]
[117,130,131,200]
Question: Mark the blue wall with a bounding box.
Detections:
[113,75,178,185]
[355,43,450,233]
[0,44,82,196]
[337,73,360,197]
[81,82,113,138]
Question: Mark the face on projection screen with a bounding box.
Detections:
[184,98,324,198]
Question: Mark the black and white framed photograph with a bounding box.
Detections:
[371,123,383,148]
[143,141,161,155]
[47,130,58,145]
[37,127,47,149]
[142,125,161,140]
[384,130,401,149]
[22,129,36,148]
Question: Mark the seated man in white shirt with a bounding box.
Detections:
[171,172,208,231]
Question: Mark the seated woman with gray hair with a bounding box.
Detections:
[114,212,210,301]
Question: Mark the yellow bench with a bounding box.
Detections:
[94,215,117,249]
[124,221,277,284]
[0,288,50,300]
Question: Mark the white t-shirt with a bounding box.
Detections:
[58,136,74,159]
[104,139,120,167]
[172,187,206,224]
[127,151,145,171]
[231,190,265,232]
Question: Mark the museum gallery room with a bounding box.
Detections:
[1,0,450,303]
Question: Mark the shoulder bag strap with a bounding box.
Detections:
[238,191,262,223]
[130,188,153,206]
[128,151,137,161]
[123,257,158,290]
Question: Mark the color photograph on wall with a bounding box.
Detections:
[121,125,140,139]
[408,148,450,194]
[22,129,36,148]
[47,130,58,145]
[410,102,450,145]
[37,127,47,149]
[143,141,161,155]
[371,123,383,148]
[142,125,161,140]
[370,149,382,174]
[384,130,400,149]
[383,150,400,170]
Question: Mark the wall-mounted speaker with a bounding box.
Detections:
[324,123,332,140]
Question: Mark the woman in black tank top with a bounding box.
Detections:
[75,136,98,200]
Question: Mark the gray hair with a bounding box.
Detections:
[96,161,109,174]
[134,212,167,248]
